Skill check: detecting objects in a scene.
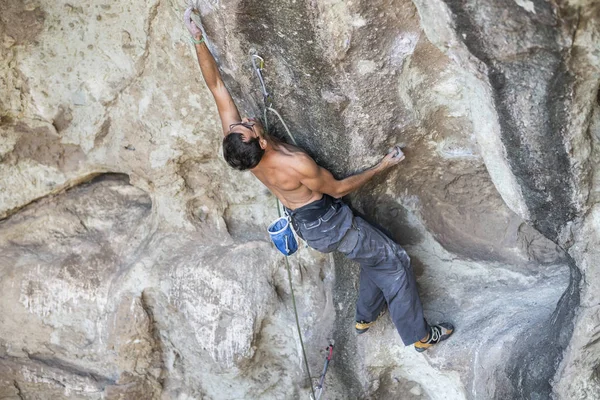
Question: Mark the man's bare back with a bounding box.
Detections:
[251,138,405,210]
[251,142,323,210]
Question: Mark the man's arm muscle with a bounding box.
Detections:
[296,154,384,198]
[185,9,240,135]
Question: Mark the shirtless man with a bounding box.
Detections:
[184,8,453,352]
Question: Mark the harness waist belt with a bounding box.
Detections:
[285,194,335,223]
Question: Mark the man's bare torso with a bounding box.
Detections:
[251,142,323,210]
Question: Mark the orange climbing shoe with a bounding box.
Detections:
[355,320,376,334]
[414,323,454,352]
[355,306,387,334]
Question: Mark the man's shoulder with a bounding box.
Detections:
[268,146,316,176]
[286,149,316,168]
[270,144,310,162]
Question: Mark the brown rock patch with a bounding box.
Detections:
[9,122,86,172]
[0,1,46,46]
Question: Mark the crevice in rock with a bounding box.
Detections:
[0,172,129,221]
[494,253,580,399]
[140,290,167,389]
[51,105,73,134]
[568,7,582,58]
[24,352,116,387]
[593,364,600,384]
[13,380,24,400]
[0,352,107,393]
[98,0,161,130]
[272,282,285,303]
[93,117,112,147]
[330,252,361,398]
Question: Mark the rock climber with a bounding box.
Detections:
[183,7,454,352]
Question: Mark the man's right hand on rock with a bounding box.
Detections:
[184,7,202,39]
[379,146,405,170]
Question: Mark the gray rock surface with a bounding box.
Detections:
[0,0,598,398]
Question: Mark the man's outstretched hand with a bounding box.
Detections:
[378,146,405,171]
[184,7,202,39]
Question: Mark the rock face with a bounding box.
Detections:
[0,0,598,399]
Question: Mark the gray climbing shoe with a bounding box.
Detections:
[414,322,454,352]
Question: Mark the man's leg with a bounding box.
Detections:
[378,249,429,346]
[344,217,429,345]
[355,267,387,333]
[298,202,452,349]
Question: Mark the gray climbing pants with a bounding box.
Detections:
[286,195,428,346]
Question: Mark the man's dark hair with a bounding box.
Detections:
[222,132,265,170]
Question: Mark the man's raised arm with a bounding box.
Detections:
[296,147,405,198]
[184,8,240,135]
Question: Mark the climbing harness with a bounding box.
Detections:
[255,55,333,400]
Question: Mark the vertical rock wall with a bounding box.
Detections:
[0,0,599,398]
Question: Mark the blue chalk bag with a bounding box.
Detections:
[268,217,298,256]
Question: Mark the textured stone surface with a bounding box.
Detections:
[0,0,599,398]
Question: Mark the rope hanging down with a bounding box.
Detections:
[252,55,318,399]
